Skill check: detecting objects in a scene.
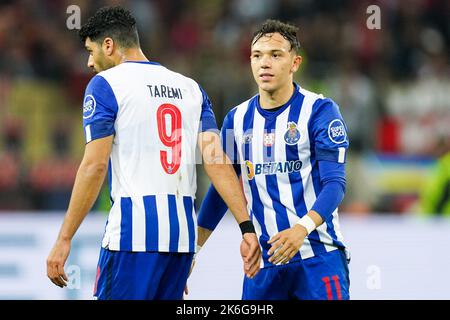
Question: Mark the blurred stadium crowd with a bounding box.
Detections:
[0,0,448,214]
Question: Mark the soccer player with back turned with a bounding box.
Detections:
[46,6,260,300]
[197,20,351,300]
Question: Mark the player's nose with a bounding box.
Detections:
[87,56,94,69]
[260,55,271,68]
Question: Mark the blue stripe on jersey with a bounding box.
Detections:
[249,184,270,263]
[242,99,256,163]
[120,197,132,251]
[285,91,305,261]
[183,196,195,253]
[123,60,161,66]
[143,195,159,251]
[263,117,290,232]
[168,195,180,252]
[285,91,307,216]
[242,98,270,259]
[286,91,327,256]
[108,159,114,206]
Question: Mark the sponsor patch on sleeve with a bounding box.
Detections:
[327,119,347,144]
[83,95,96,119]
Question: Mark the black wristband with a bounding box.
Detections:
[239,220,256,235]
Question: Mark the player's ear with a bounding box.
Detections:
[291,55,302,73]
[102,37,115,56]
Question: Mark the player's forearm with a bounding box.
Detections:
[57,161,108,241]
[197,226,213,247]
[203,162,249,225]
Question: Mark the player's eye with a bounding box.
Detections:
[252,54,260,59]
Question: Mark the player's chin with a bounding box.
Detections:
[258,81,277,93]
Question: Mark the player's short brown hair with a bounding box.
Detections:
[252,19,300,53]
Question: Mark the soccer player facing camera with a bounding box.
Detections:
[46,6,260,300]
[198,20,351,300]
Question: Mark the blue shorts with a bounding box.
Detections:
[242,249,350,300]
[93,248,194,300]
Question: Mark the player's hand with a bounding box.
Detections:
[267,224,307,265]
[184,258,196,295]
[241,233,261,278]
[46,238,71,288]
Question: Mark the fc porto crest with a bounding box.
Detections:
[284,122,301,145]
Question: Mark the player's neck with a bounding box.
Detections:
[258,83,295,109]
[119,47,149,64]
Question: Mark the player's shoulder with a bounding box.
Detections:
[299,86,339,113]
[84,73,111,94]
[160,65,203,96]
[228,95,257,117]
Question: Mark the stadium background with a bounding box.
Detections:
[0,0,449,299]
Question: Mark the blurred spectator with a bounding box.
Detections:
[0,0,448,213]
[420,136,450,216]
[28,121,78,210]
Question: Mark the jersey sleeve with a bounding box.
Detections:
[82,75,119,144]
[309,98,349,163]
[311,160,346,221]
[198,84,219,133]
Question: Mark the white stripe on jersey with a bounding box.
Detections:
[252,111,280,238]
[273,107,314,260]
[251,217,265,269]
[132,197,146,251]
[102,200,121,249]
[176,195,188,251]
[298,88,336,252]
[297,88,318,211]
[331,209,345,244]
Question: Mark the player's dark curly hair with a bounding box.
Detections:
[252,19,300,53]
[79,6,139,48]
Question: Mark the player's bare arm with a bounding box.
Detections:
[47,135,113,287]
[267,210,323,265]
[198,131,261,278]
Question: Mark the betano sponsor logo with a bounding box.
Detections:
[245,159,302,180]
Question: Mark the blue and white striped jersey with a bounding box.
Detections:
[199,83,349,267]
[82,61,217,253]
